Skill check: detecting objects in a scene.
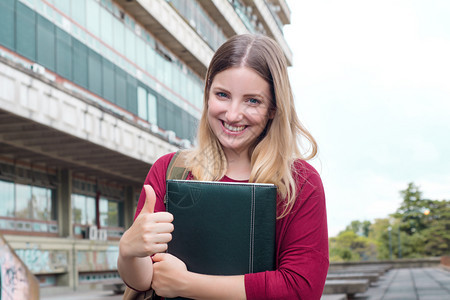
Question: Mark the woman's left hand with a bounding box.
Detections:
[152,253,189,298]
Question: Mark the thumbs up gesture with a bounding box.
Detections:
[142,185,157,213]
[119,185,174,258]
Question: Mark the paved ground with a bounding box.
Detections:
[353,267,450,300]
[41,267,450,300]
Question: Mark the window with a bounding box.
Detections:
[187,76,194,106]
[72,194,96,226]
[32,186,52,221]
[53,0,70,16]
[137,87,158,125]
[37,15,55,71]
[127,74,138,115]
[112,17,124,54]
[165,100,176,132]
[137,86,147,120]
[172,65,181,96]
[56,27,72,80]
[146,44,156,75]
[157,96,167,130]
[86,0,100,37]
[88,49,103,95]
[99,198,122,227]
[0,180,14,217]
[194,84,202,109]
[102,58,115,102]
[0,180,55,224]
[164,58,172,89]
[100,7,113,46]
[71,0,86,27]
[136,35,146,69]
[73,39,88,89]
[0,0,15,50]
[16,2,36,61]
[155,53,165,86]
[148,92,158,125]
[125,27,136,62]
[15,184,32,219]
[115,68,127,108]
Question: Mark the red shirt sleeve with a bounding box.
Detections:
[244,160,329,300]
[134,152,176,219]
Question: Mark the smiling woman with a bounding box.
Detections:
[118,34,329,300]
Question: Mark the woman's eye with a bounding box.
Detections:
[216,92,228,98]
[248,98,261,104]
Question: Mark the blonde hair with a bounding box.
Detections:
[186,34,317,218]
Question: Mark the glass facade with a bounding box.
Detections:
[0,179,57,234]
[71,194,124,238]
[72,177,125,238]
[0,0,202,142]
[168,0,273,45]
[168,0,227,51]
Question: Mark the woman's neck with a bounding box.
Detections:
[224,149,251,180]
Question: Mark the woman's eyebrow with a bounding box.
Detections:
[211,85,229,92]
[243,92,270,101]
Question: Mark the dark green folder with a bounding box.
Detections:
[164,180,277,300]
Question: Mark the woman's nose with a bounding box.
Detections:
[224,101,243,122]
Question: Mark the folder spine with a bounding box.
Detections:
[249,185,255,273]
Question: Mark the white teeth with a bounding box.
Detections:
[223,122,245,132]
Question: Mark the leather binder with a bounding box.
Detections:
[164,180,277,299]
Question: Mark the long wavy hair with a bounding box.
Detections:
[186,34,317,218]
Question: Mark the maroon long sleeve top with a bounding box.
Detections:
[135,152,329,299]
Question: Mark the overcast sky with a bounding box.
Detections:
[284,0,450,237]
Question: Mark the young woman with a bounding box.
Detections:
[118,34,329,299]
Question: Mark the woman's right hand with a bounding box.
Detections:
[119,185,174,258]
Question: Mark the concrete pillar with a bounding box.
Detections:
[57,169,75,289]
[58,169,72,237]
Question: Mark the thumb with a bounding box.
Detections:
[152,253,165,262]
[141,184,156,214]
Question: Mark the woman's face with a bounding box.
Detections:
[207,66,273,157]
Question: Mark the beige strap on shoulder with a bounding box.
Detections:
[166,150,189,180]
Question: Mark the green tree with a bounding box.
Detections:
[368,218,391,259]
[394,182,429,235]
[330,230,377,262]
[367,217,426,260]
[422,199,450,256]
[330,183,449,261]
[345,220,372,237]
[391,183,449,258]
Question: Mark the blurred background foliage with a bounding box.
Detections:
[329,182,450,261]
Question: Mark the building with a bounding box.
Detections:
[0,0,292,295]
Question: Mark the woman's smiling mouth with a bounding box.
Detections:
[222,121,247,133]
